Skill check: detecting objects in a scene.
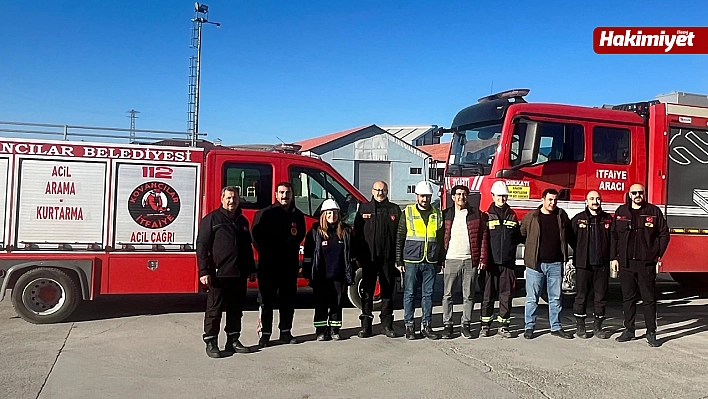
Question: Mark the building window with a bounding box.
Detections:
[429,167,443,181]
[407,185,416,194]
[409,167,422,175]
[222,162,273,209]
[593,126,631,165]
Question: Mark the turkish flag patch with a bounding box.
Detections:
[390,215,396,221]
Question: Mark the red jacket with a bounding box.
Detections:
[442,205,489,266]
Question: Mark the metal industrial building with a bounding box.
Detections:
[296,125,438,203]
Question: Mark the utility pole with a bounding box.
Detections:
[188,3,220,147]
[126,109,140,144]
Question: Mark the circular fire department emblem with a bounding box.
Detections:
[128,182,181,229]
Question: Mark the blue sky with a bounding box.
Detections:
[1,1,707,144]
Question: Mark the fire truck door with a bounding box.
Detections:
[584,124,634,210]
[510,120,585,212]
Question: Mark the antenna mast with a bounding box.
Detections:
[188,3,220,147]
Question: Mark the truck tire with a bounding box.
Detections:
[10,267,81,324]
[348,268,383,311]
[670,272,708,290]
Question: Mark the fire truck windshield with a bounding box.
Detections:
[448,123,502,175]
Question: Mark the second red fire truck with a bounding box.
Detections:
[441,88,708,288]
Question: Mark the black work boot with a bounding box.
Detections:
[498,325,512,338]
[421,324,440,340]
[225,334,250,354]
[646,331,660,347]
[204,337,221,358]
[279,330,298,344]
[405,324,416,340]
[551,328,574,339]
[480,323,492,337]
[593,317,609,339]
[258,333,271,348]
[441,324,454,339]
[382,323,398,338]
[357,316,373,338]
[576,316,588,339]
[461,323,472,339]
[615,329,635,342]
[331,328,341,341]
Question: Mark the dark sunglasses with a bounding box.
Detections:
[630,191,644,195]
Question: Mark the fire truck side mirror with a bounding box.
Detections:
[513,120,541,168]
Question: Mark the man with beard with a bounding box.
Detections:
[570,190,613,339]
[611,183,669,347]
[252,182,306,348]
[197,187,256,358]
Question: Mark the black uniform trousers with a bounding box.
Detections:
[313,279,345,333]
[360,258,396,327]
[258,268,298,335]
[620,260,657,333]
[573,265,609,318]
[203,276,248,339]
[480,264,517,325]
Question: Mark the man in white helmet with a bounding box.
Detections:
[479,181,521,338]
[396,180,444,340]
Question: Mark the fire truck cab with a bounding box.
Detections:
[443,89,708,288]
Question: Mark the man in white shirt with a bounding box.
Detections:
[440,185,489,339]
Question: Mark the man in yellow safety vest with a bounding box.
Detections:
[395,180,444,340]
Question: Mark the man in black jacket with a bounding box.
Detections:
[252,182,306,348]
[481,181,521,338]
[570,190,613,339]
[197,186,256,358]
[611,183,670,347]
[354,181,401,338]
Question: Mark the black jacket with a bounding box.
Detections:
[252,202,306,272]
[570,207,613,268]
[611,202,670,267]
[196,207,255,278]
[353,197,401,264]
[486,203,521,267]
[302,222,356,285]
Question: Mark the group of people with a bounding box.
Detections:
[195,178,669,358]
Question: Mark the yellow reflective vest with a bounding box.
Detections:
[403,204,443,263]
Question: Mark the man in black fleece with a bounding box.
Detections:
[197,186,256,358]
[611,183,669,347]
[481,181,521,338]
[252,182,306,348]
[570,190,613,339]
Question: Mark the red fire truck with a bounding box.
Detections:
[442,89,708,288]
[0,137,370,323]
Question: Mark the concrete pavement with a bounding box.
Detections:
[2,277,708,399]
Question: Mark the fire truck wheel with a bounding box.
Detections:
[347,268,383,312]
[670,272,708,290]
[11,267,81,324]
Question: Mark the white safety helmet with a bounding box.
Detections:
[321,198,340,211]
[414,181,435,195]
[490,181,510,196]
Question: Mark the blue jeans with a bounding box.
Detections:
[525,262,563,331]
[404,262,437,326]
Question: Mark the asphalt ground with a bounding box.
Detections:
[2,274,708,399]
